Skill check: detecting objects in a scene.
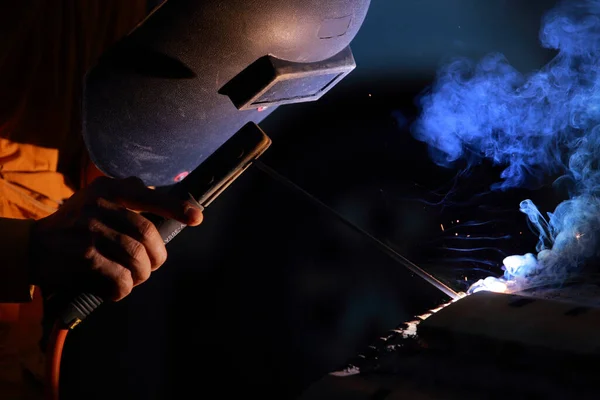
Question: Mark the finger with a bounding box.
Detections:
[93,198,167,270]
[91,176,203,226]
[87,217,152,287]
[83,247,134,301]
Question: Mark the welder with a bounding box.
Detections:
[0,0,370,398]
[0,3,204,398]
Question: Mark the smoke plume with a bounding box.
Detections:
[412,0,600,292]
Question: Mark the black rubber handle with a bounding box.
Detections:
[57,292,104,328]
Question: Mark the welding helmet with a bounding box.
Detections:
[82,0,371,187]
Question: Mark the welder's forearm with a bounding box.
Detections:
[0,218,35,303]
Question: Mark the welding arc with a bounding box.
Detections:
[254,161,460,300]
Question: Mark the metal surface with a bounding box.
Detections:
[517,275,600,307]
[301,290,600,399]
[420,291,600,358]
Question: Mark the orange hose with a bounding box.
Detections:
[45,322,69,400]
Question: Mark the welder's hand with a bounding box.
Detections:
[28,176,203,301]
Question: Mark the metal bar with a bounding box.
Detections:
[254,161,460,300]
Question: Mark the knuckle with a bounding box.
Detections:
[156,246,168,267]
[114,270,134,299]
[124,237,146,261]
[136,265,152,284]
[86,217,102,233]
[83,246,97,261]
[93,197,111,209]
[136,217,155,238]
[83,247,103,271]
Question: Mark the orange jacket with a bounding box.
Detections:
[0,138,75,399]
[0,0,148,302]
[0,138,75,303]
[0,2,148,397]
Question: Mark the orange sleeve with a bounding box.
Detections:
[0,218,35,303]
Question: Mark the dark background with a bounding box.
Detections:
[62,0,561,398]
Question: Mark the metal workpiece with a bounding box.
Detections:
[301,289,600,400]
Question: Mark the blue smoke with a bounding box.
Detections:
[412,0,600,290]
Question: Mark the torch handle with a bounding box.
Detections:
[56,195,199,328]
[53,122,270,329]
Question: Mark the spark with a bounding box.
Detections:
[443,234,511,241]
[440,223,445,231]
[441,219,505,233]
[441,246,508,256]
[434,258,499,267]
[410,0,600,297]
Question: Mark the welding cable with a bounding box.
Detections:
[254,161,460,300]
[45,321,69,400]
[44,290,105,399]
[42,194,202,399]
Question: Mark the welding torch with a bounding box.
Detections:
[44,122,271,400]
[44,124,461,400]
